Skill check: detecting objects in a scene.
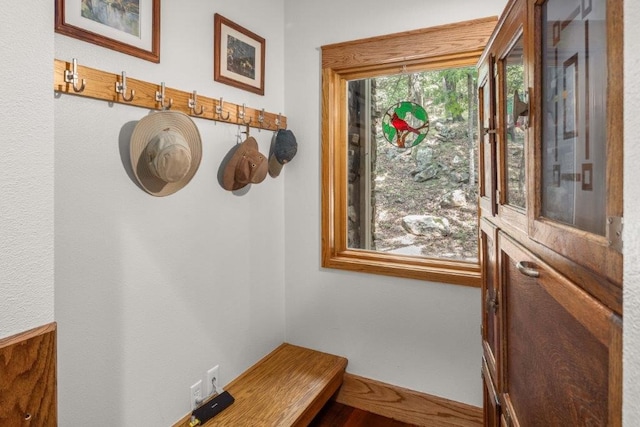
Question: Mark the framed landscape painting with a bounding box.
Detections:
[214,14,265,95]
[55,0,160,63]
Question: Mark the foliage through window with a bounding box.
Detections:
[347,67,479,262]
[321,17,498,286]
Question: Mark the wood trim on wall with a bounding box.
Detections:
[322,16,499,73]
[0,323,57,426]
[53,59,286,131]
[335,373,482,427]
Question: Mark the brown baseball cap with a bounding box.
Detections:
[221,137,268,191]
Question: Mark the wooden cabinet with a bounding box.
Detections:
[480,218,500,385]
[482,357,501,427]
[477,0,623,425]
[499,233,621,426]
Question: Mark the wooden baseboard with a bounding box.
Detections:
[334,373,482,427]
[0,323,57,426]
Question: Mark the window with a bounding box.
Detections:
[347,67,480,260]
[321,17,498,286]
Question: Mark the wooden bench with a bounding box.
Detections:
[175,343,348,427]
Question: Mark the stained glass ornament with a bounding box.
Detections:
[381,101,430,148]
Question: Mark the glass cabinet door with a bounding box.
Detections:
[540,0,607,235]
[503,35,526,210]
[532,0,623,285]
[479,59,497,216]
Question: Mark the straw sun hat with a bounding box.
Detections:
[130,111,202,196]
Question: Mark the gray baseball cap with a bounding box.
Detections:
[268,129,298,177]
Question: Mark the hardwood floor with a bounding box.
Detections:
[310,400,420,427]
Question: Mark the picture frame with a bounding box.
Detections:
[55,0,160,63]
[214,14,265,95]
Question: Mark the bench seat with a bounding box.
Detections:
[176,343,348,427]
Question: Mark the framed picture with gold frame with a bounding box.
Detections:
[55,0,160,63]
[214,13,265,95]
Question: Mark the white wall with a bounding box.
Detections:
[624,1,640,425]
[2,0,639,425]
[282,0,507,407]
[54,1,286,425]
[0,2,54,339]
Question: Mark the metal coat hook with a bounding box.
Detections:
[275,113,284,130]
[258,108,268,131]
[215,97,230,120]
[115,71,135,102]
[64,58,86,93]
[237,123,251,142]
[238,103,252,125]
[155,82,173,110]
[188,90,205,116]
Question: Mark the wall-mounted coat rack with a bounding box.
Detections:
[53,58,287,131]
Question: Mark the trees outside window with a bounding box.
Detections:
[347,67,479,262]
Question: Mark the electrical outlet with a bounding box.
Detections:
[206,365,220,397]
[190,380,203,410]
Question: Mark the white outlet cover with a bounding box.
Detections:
[190,380,203,410]
[206,365,220,396]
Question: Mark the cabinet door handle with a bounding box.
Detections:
[516,261,540,278]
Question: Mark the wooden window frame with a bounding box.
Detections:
[320,16,499,287]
